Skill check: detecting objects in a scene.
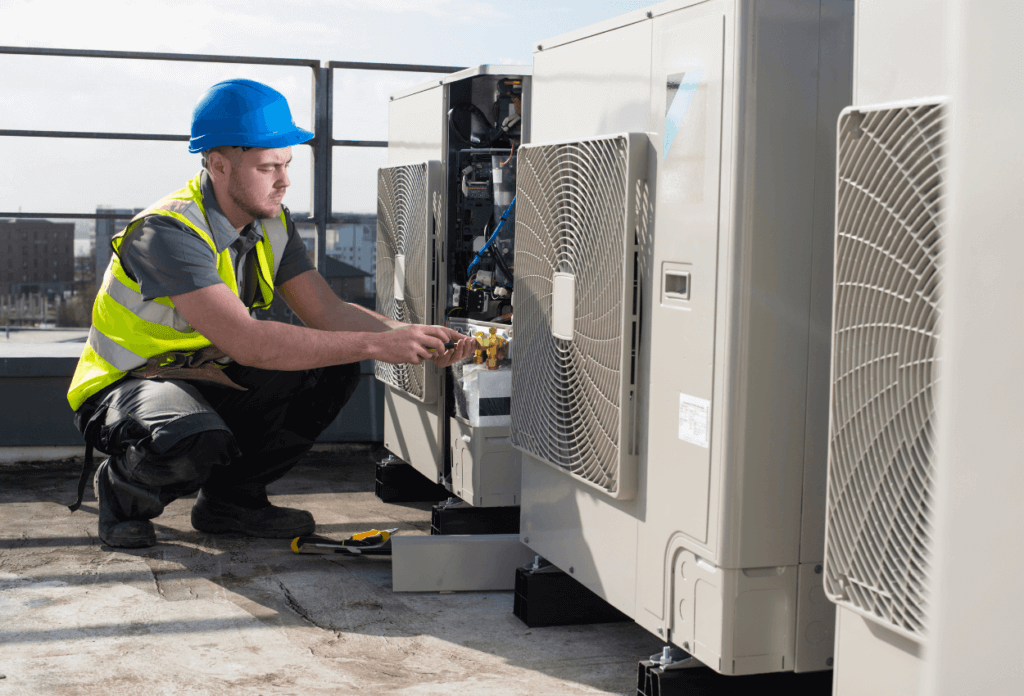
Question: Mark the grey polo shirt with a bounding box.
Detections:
[117,171,313,307]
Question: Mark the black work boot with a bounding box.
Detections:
[94,459,156,548]
[191,489,315,538]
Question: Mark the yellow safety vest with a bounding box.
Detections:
[67,172,289,411]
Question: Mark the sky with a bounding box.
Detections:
[0,0,662,222]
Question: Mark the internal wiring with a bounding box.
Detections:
[500,141,517,167]
[467,197,516,276]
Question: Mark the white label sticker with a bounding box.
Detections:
[678,392,710,448]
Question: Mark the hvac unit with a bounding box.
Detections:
[379,66,530,506]
[820,2,956,695]
[514,0,853,676]
[921,4,1024,694]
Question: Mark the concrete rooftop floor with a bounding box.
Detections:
[0,444,663,695]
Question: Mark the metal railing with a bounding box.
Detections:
[0,46,464,273]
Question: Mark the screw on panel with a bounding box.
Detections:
[537,45,543,51]
[646,10,653,17]
[827,657,834,667]
[524,536,530,543]
[815,564,823,574]
[568,566,574,574]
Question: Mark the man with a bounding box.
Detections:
[67,78,474,549]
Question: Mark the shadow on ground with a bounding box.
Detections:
[0,444,662,695]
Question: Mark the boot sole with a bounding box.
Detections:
[192,517,314,538]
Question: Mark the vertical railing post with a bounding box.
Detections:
[311,63,333,276]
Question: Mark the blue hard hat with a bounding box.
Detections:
[188,79,314,153]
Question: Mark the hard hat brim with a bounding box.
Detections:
[188,126,314,154]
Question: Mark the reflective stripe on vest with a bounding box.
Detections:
[67,172,289,411]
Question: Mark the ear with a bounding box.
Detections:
[207,150,230,179]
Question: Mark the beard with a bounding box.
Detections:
[227,176,282,221]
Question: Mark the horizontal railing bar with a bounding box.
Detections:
[0,212,140,220]
[0,45,318,67]
[332,139,388,148]
[2,131,390,149]
[327,60,464,73]
[0,213,372,223]
[1,129,189,142]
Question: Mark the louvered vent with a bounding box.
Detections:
[510,133,648,499]
[375,161,438,402]
[824,101,946,642]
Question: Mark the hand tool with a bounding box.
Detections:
[290,528,398,556]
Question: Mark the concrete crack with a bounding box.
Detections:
[150,567,166,598]
[278,580,338,636]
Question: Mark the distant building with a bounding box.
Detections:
[324,256,372,300]
[292,213,377,295]
[95,207,143,288]
[1,219,76,296]
[330,214,377,295]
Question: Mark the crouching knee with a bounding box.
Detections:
[125,429,236,491]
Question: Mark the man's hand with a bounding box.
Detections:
[429,332,477,368]
[373,325,475,367]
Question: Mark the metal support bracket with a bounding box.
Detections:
[392,533,534,592]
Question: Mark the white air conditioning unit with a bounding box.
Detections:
[514,0,853,676]
[379,66,530,502]
[822,2,955,694]
[922,5,1024,695]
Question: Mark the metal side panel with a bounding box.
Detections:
[853,0,951,107]
[715,0,831,570]
[638,7,733,629]
[519,453,638,619]
[653,546,798,676]
[832,606,924,696]
[530,18,652,143]
[793,562,835,673]
[383,385,442,484]
[799,0,854,567]
[450,418,520,508]
[388,84,443,166]
[392,534,533,592]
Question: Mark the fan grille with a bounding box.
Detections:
[511,135,644,497]
[825,101,946,641]
[375,163,430,400]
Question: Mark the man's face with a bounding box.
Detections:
[225,147,292,221]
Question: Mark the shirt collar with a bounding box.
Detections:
[200,170,264,253]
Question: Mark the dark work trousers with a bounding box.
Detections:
[74,361,361,523]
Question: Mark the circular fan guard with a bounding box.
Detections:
[825,102,946,640]
[375,163,429,400]
[511,136,638,496]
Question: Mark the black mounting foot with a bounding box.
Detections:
[374,457,450,503]
[636,651,833,696]
[513,560,630,628]
[430,498,520,535]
